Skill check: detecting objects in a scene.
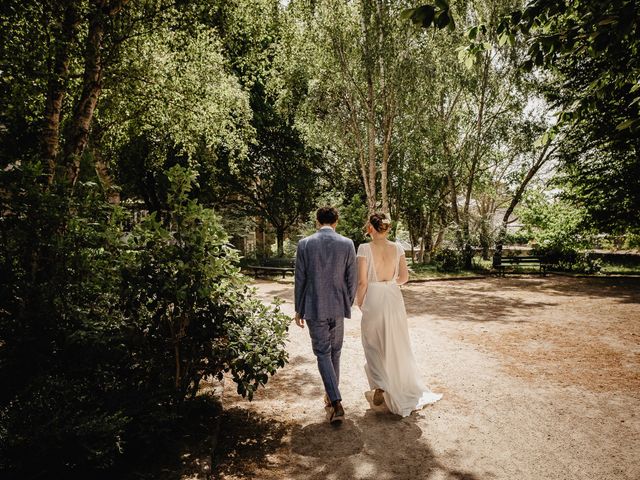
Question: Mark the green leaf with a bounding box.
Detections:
[498,32,508,46]
[456,46,468,62]
[533,133,546,148]
[534,49,544,66]
[468,26,478,40]
[464,55,475,69]
[616,118,636,130]
[447,14,456,31]
[510,10,522,26]
[597,16,617,26]
[400,8,416,21]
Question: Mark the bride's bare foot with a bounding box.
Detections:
[373,388,385,406]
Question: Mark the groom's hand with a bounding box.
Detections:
[294,312,304,328]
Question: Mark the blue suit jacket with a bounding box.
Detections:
[294,227,357,320]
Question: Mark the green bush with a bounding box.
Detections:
[0,165,135,474]
[0,164,289,476]
[533,245,602,274]
[123,165,289,402]
[503,230,530,245]
[433,248,463,272]
[624,232,640,249]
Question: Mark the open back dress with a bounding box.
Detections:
[357,241,442,417]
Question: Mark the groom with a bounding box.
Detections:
[294,206,357,424]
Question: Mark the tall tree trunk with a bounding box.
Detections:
[496,139,555,251]
[63,6,105,187]
[433,227,445,253]
[41,1,81,183]
[63,0,129,188]
[447,169,463,249]
[276,227,285,258]
[423,212,434,263]
[255,219,265,259]
[376,0,392,215]
[361,0,378,214]
[479,218,491,260]
[366,78,377,213]
[461,53,490,269]
[380,97,394,215]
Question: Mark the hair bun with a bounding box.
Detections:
[369,212,391,233]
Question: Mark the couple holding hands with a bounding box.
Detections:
[294,207,442,424]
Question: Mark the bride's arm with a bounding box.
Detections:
[356,256,368,307]
[397,253,409,285]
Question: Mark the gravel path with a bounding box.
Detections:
[214,276,640,480]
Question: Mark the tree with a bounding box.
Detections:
[492,0,640,233]
[220,111,324,257]
[101,21,252,209]
[204,0,327,257]
[1,2,293,475]
[293,0,424,214]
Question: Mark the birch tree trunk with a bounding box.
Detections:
[461,52,490,269]
[62,0,129,188]
[41,1,81,183]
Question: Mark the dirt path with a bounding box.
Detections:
[214,276,640,480]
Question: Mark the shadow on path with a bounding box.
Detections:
[213,406,290,479]
[537,275,640,303]
[252,354,325,402]
[215,406,483,480]
[403,285,555,323]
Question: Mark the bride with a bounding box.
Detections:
[356,213,442,417]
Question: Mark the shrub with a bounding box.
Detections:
[122,165,289,403]
[0,165,135,474]
[433,248,463,272]
[533,245,602,274]
[503,230,530,245]
[0,164,289,476]
[624,232,640,250]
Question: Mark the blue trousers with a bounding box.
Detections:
[307,317,344,403]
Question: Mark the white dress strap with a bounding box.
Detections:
[356,243,378,282]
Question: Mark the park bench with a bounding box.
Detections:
[492,254,550,276]
[245,259,295,279]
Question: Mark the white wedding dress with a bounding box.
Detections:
[357,242,442,417]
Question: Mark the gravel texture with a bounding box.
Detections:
[214,276,640,480]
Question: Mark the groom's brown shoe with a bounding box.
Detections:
[324,394,331,408]
[330,400,345,424]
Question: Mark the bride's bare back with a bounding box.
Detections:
[369,240,400,281]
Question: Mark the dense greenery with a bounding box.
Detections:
[0,1,291,476]
[0,164,289,475]
[0,0,637,475]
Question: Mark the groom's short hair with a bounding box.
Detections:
[317,206,339,225]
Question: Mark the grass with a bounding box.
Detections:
[246,259,640,282]
[408,261,489,281]
[598,263,640,275]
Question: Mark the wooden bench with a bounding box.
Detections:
[492,255,550,276]
[246,265,295,279]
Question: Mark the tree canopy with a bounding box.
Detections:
[1,0,638,475]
